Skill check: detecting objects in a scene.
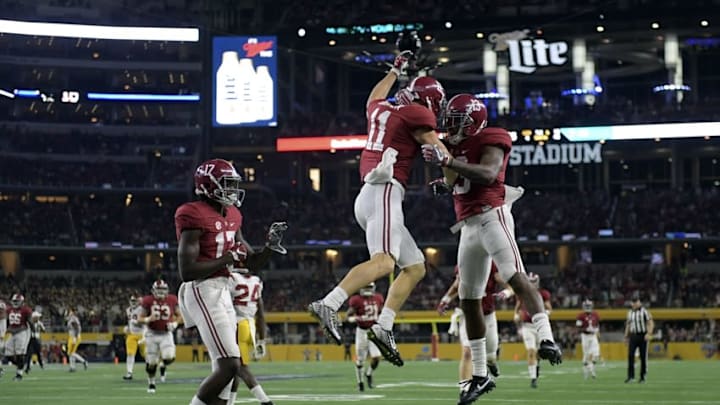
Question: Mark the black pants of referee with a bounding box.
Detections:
[627,333,647,380]
[25,337,44,371]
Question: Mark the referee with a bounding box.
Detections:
[624,294,653,383]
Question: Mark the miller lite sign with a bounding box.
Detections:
[489,29,569,74]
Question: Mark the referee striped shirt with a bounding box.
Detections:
[627,307,652,334]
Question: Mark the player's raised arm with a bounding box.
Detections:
[177,229,233,282]
[366,51,412,108]
[242,222,289,272]
[437,274,459,315]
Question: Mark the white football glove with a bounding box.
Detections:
[254,339,267,359]
[123,326,129,334]
[389,50,413,77]
[167,321,178,332]
[448,308,463,336]
[266,222,289,254]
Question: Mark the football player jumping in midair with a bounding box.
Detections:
[309,51,452,368]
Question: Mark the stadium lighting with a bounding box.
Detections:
[0,89,15,99]
[13,88,40,98]
[0,19,199,42]
[596,25,605,32]
[651,22,660,29]
[87,92,200,101]
[560,121,720,142]
[652,84,691,93]
[475,32,484,39]
[700,20,709,27]
[297,27,306,37]
[444,21,453,29]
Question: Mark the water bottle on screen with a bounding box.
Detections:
[255,65,274,121]
[216,51,242,125]
[237,58,258,123]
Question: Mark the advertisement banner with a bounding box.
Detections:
[212,36,277,127]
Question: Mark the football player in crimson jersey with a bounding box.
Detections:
[4,294,32,380]
[514,273,553,388]
[138,280,181,393]
[423,94,561,404]
[437,264,509,388]
[175,158,286,405]
[0,299,6,377]
[576,299,601,379]
[309,52,453,368]
[346,283,384,392]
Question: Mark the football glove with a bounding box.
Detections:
[266,222,289,255]
[421,144,453,167]
[429,177,452,196]
[436,295,452,315]
[228,244,248,266]
[254,339,267,359]
[494,288,514,300]
[390,50,413,77]
[346,315,357,323]
[167,321,178,332]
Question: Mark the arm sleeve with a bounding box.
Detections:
[480,128,512,153]
[175,204,202,235]
[401,105,437,131]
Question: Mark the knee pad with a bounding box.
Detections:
[162,358,175,366]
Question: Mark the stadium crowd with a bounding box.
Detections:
[2,188,719,247]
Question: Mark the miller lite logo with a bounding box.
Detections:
[489,30,568,74]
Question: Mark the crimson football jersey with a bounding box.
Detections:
[6,305,32,332]
[481,264,499,315]
[577,311,600,333]
[175,200,243,278]
[520,288,551,323]
[447,127,512,221]
[142,294,179,332]
[348,292,384,329]
[359,99,437,186]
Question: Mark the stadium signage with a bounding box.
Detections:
[509,142,602,166]
[489,29,568,74]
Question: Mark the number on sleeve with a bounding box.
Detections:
[366,109,392,152]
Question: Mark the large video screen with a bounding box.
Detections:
[212,36,277,127]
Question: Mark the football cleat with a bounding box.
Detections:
[537,340,563,365]
[260,402,274,405]
[624,377,634,383]
[531,378,538,388]
[147,383,157,394]
[308,301,342,345]
[69,368,76,373]
[13,373,23,381]
[487,362,500,378]
[458,375,495,405]
[638,378,645,384]
[358,382,365,392]
[366,374,373,389]
[123,373,133,381]
[367,325,403,367]
[83,360,88,370]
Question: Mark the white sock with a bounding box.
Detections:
[322,287,349,311]
[529,364,538,379]
[16,366,22,375]
[126,356,135,374]
[70,356,76,369]
[226,391,237,405]
[377,307,396,330]
[250,385,271,402]
[469,338,487,377]
[73,353,86,363]
[589,361,596,375]
[149,376,156,385]
[365,365,374,377]
[531,313,554,342]
[355,364,363,383]
[189,395,207,405]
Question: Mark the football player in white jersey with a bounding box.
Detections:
[123,295,146,380]
[226,267,273,404]
[65,308,88,372]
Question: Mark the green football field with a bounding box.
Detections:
[1,360,717,404]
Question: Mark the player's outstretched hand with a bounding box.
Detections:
[228,244,247,266]
[266,221,289,254]
[421,144,452,167]
[436,297,451,315]
[390,50,413,77]
[254,339,267,359]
